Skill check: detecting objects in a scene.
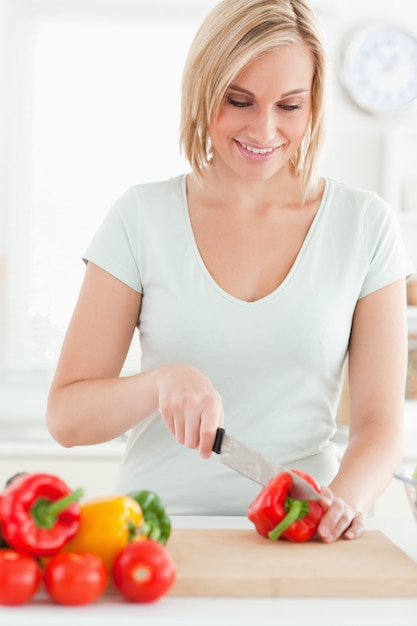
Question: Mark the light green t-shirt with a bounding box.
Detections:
[84,174,414,515]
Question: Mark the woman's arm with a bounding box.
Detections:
[317,278,408,542]
[47,262,223,454]
[47,261,153,445]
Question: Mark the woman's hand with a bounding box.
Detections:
[157,364,224,458]
[316,486,365,542]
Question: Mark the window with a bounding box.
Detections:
[0,0,213,423]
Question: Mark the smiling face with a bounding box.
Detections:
[208,41,315,182]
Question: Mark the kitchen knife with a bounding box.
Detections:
[212,428,322,501]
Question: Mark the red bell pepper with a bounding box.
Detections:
[247,469,325,542]
[0,473,84,557]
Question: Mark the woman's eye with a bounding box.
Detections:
[227,97,251,108]
[279,104,302,111]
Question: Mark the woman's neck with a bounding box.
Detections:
[191,159,312,212]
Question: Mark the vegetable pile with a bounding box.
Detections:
[0,472,176,606]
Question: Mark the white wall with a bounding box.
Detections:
[315,1,417,195]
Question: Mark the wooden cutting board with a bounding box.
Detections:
[167,528,417,597]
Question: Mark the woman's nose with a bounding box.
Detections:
[247,108,277,145]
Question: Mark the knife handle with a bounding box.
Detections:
[212,427,225,454]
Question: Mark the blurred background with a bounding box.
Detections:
[0,0,416,510]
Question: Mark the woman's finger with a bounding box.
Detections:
[343,513,365,540]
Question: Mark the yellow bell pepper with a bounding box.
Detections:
[61,495,145,570]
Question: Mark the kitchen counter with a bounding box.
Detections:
[0,516,416,626]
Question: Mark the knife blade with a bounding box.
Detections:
[212,428,322,501]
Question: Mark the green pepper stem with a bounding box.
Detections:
[268,500,304,541]
[46,488,84,516]
[31,487,84,529]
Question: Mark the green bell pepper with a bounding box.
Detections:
[129,489,171,545]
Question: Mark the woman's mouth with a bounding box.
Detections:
[240,142,274,154]
[234,139,281,162]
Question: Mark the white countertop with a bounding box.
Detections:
[1,515,416,626]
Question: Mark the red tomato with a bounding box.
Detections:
[0,549,41,605]
[112,540,176,602]
[43,552,108,605]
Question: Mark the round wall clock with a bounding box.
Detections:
[341,24,417,115]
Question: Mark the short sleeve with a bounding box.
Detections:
[359,195,415,299]
[83,188,143,294]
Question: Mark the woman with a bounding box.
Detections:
[47,0,414,542]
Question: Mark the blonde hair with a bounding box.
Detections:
[179,0,328,199]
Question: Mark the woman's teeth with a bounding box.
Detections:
[239,142,274,154]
